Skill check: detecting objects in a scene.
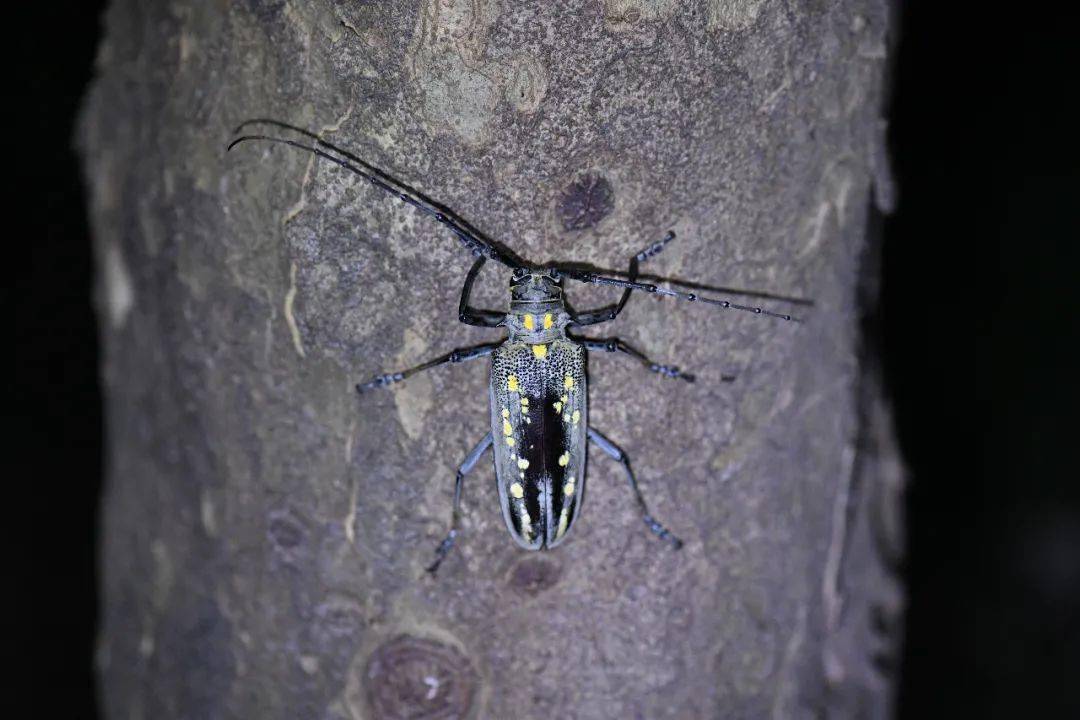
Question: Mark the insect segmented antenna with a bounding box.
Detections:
[556,236,801,323]
[227,121,523,270]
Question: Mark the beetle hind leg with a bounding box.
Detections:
[426,432,493,575]
[587,427,684,550]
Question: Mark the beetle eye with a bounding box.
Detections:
[548,268,561,281]
[512,267,528,279]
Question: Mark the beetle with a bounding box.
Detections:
[228,119,799,573]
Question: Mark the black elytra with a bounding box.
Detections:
[228,119,802,574]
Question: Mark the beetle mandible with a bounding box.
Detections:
[228,119,799,573]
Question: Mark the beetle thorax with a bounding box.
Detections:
[506,271,569,342]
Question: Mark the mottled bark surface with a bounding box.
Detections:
[81,1,902,718]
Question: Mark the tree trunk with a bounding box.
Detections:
[80,1,902,718]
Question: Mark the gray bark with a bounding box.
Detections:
[80,1,903,718]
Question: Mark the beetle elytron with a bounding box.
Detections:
[229,119,798,573]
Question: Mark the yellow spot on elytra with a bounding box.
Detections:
[543,313,553,329]
[507,374,519,392]
[558,452,570,467]
[564,481,575,496]
[556,507,569,537]
[510,482,524,499]
[553,401,563,413]
[506,437,515,447]
[532,344,547,360]
[520,396,529,406]
[563,414,571,423]
[571,410,580,425]
[517,458,530,470]
[501,408,509,418]
[564,375,574,390]
[523,313,535,330]
[560,395,568,404]
[503,419,513,436]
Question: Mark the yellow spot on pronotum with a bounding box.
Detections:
[501,408,509,418]
[523,313,535,330]
[517,458,530,470]
[571,410,580,425]
[510,482,524,499]
[503,419,513,436]
[543,313,553,329]
[532,344,548,360]
[506,437,515,447]
[564,375,574,390]
[553,401,563,413]
[507,374,519,392]
[564,481,575,496]
[558,452,570,467]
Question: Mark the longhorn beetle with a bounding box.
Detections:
[229,119,800,573]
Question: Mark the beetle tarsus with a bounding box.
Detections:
[355,372,404,394]
[643,514,683,550]
[426,530,458,575]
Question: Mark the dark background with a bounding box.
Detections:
[18,3,1077,718]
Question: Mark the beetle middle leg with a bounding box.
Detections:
[587,427,684,550]
[574,336,707,382]
[427,431,493,574]
[356,341,500,393]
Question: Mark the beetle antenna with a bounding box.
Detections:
[228,127,522,270]
[234,119,501,253]
[558,266,801,322]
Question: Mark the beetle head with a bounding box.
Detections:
[510,267,563,304]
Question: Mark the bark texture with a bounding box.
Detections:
[81,1,902,718]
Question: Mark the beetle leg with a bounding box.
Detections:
[573,336,719,383]
[458,256,507,327]
[427,432,494,575]
[587,427,684,550]
[356,341,500,393]
[566,231,675,327]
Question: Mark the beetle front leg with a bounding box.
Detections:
[427,432,493,575]
[587,427,684,550]
[575,336,706,383]
[356,341,500,393]
[458,256,506,327]
[566,231,675,327]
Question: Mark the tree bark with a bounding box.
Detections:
[80,1,902,718]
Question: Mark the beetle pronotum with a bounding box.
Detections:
[229,119,800,573]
